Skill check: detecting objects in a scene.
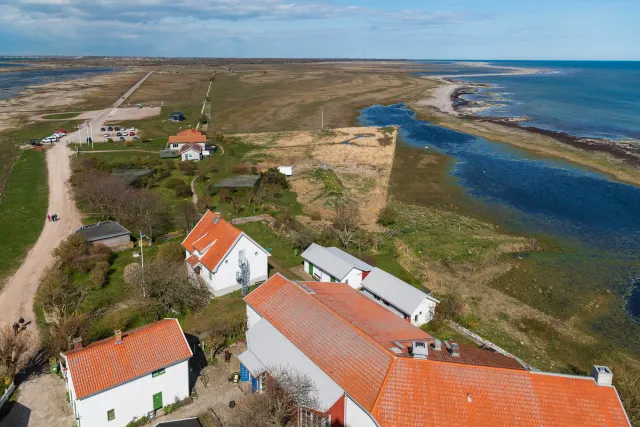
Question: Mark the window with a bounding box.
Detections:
[330,276,336,283]
[152,368,166,378]
[209,271,212,281]
[414,314,418,322]
[300,409,330,427]
[107,409,115,421]
[255,251,258,256]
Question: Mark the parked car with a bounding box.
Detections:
[133,136,139,141]
[53,132,64,138]
[116,132,121,136]
[56,129,67,134]
[100,127,106,132]
[104,134,110,138]
[129,132,135,136]
[114,127,120,131]
[129,128,136,131]
[119,136,125,141]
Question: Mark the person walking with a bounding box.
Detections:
[47,214,51,222]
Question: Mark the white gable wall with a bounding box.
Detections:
[69,359,189,427]
[205,235,268,296]
[411,298,437,326]
[345,395,378,427]
[181,150,202,161]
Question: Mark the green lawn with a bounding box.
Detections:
[0,150,48,282]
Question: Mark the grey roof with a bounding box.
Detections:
[300,243,354,279]
[246,319,343,412]
[75,221,131,242]
[155,419,202,427]
[237,350,265,376]
[213,175,260,188]
[326,247,374,272]
[361,267,438,315]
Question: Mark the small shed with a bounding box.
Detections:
[213,175,261,194]
[170,112,185,122]
[278,166,294,176]
[160,149,180,159]
[75,221,132,251]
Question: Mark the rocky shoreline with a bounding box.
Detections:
[449,81,640,164]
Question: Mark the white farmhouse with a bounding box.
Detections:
[182,211,270,296]
[61,319,193,427]
[301,243,439,325]
[167,128,207,151]
[240,275,630,427]
[179,143,205,161]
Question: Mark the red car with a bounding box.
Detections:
[129,132,135,136]
[56,129,67,134]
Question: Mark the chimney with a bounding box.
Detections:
[450,342,460,357]
[592,365,613,386]
[114,330,123,344]
[411,341,429,360]
[213,212,222,224]
[72,337,83,350]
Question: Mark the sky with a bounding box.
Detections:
[0,0,638,59]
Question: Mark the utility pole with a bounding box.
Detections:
[139,231,145,297]
[321,108,324,131]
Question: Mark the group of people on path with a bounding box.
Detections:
[47,213,59,222]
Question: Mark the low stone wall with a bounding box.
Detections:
[446,320,539,372]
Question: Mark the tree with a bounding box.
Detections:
[260,168,289,190]
[47,313,89,355]
[0,326,34,379]
[226,367,320,427]
[179,161,198,176]
[36,265,89,323]
[157,241,187,264]
[214,131,224,144]
[377,205,397,227]
[333,201,361,249]
[123,190,168,243]
[178,201,201,233]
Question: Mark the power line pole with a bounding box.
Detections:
[321,108,324,131]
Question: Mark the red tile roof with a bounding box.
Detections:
[186,254,200,268]
[182,211,243,272]
[246,276,631,427]
[168,128,206,144]
[64,319,192,400]
[245,275,394,411]
[372,358,630,427]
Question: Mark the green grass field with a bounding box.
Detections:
[41,112,81,120]
[0,150,48,283]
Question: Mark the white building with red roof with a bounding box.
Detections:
[182,211,270,296]
[61,319,193,427]
[241,274,631,427]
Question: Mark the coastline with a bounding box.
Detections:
[415,67,640,186]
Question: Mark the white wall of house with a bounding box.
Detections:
[68,359,189,427]
[410,298,437,326]
[343,268,364,289]
[181,150,202,161]
[198,235,268,297]
[246,305,261,329]
[170,142,205,150]
[345,395,378,427]
[303,260,363,285]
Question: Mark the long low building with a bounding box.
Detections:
[75,221,132,251]
[241,275,631,427]
[301,243,438,325]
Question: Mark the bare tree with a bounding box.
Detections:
[227,367,320,427]
[124,190,167,243]
[0,326,34,379]
[71,172,128,220]
[178,201,201,233]
[333,201,361,249]
[48,313,90,354]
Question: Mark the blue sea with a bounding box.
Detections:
[420,61,640,141]
[0,66,116,100]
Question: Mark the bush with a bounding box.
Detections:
[218,188,231,202]
[199,114,209,124]
[310,211,322,221]
[214,131,224,143]
[165,160,176,170]
[174,183,193,198]
[377,206,397,227]
[157,241,186,264]
[165,178,185,189]
[179,162,198,175]
[90,261,110,287]
[125,140,134,147]
[261,168,289,189]
[231,165,249,174]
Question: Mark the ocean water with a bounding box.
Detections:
[452,61,640,141]
[358,104,640,322]
[0,67,115,100]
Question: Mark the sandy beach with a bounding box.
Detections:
[417,62,544,116]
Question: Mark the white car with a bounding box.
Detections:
[129,128,136,131]
[104,133,110,138]
[43,137,55,143]
[53,132,64,138]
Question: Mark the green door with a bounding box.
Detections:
[153,392,163,411]
[308,263,313,274]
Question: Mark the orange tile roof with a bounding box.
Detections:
[245,275,394,411]
[64,319,192,400]
[186,254,200,267]
[246,277,631,427]
[372,358,630,427]
[181,211,243,272]
[168,128,206,144]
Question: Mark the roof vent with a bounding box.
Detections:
[432,339,442,351]
[389,347,402,354]
[392,340,406,350]
[412,341,428,360]
[450,342,460,357]
[72,337,83,350]
[114,329,123,344]
[213,212,222,224]
[592,365,613,386]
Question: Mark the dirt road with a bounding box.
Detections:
[0,72,153,332]
[0,143,81,329]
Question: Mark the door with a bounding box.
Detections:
[153,392,163,411]
[308,263,313,274]
[251,375,259,393]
